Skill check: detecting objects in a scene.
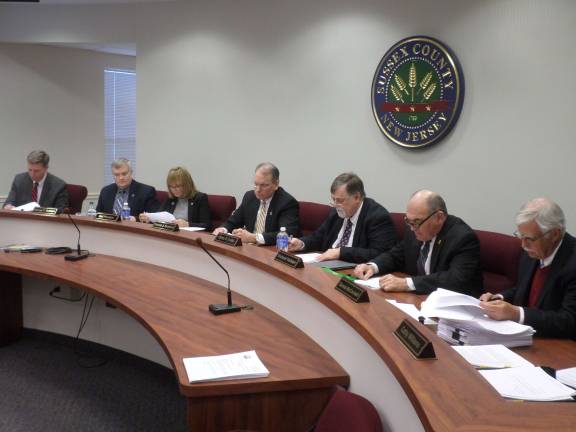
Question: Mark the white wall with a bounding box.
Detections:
[0,0,574,233]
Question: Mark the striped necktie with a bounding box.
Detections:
[31,182,39,203]
[114,191,126,215]
[254,200,267,234]
[417,241,431,275]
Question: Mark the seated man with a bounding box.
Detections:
[96,158,159,221]
[354,189,482,296]
[212,162,299,245]
[480,198,576,338]
[3,150,68,212]
[288,173,396,263]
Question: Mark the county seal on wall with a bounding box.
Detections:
[371,36,464,149]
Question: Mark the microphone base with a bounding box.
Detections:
[209,303,241,315]
[64,251,90,261]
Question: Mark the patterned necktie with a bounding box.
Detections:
[31,182,38,203]
[337,219,353,248]
[417,241,431,275]
[528,265,550,307]
[113,191,126,215]
[254,200,267,234]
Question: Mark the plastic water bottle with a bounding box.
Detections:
[121,202,131,220]
[87,201,97,217]
[276,227,289,252]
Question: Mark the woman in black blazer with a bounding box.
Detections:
[139,167,211,230]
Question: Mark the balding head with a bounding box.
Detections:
[405,190,448,241]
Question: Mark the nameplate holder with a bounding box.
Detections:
[214,233,242,247]
[32,206,58,216]
[335,277,369,303]
[95,212,121,222]
[394,319,436,359]
[274,250,304,268]
[152,222,180,232]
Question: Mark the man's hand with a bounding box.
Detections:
[3,204,15,210]
[139,213,150,223]
[232,228,257,243]
[379,274,409,292]
[480,299,520,321]
[174,219,189,228]
[317,248,340,261]
[212,227,227,235]
[288,237,305,252]
[354,263,375,280]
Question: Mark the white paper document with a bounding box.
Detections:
[386,300,435,325]
[296,252,321,263]
[452,344,533,369]
[420,288,486,320]
[180,227,206,232]
[141,211,176,223]
[355,277,381,290]
[557,367,576,388]
[479,366,576,401]
[13,202,40,212]
[183,350,270,383]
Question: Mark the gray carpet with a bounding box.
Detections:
[0,329,188,432]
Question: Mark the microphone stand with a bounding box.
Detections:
[63,209,90,261]
[195,237,241,315]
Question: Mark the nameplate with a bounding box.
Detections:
[95,212,121,222]
[335,277,369,303]
[394,319,436,359]
[274,250,304,268]
[32,207,58,215]
[214,232,242,247]
[152,222,180,232]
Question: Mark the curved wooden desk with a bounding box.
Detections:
[1,211,576,432]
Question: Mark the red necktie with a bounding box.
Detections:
[528,265,550,307]
[31,182,38,203]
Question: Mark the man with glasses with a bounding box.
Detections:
[288,173,396,263]
[96,158,159,221]
[480,198,576,338]
[213,162,299,245]
[354,189,482,295]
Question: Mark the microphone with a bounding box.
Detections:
[62,208,90,261]
[195,237,241,315]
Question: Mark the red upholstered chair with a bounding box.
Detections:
[155,190,169,206]
[476,229,522,294]
[299,201,331,236]
[65,184,88,214]
[207,194,237,229]
[314,388,383,432]
[389,212,405,240]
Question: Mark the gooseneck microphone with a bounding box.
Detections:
[195,237,241,315]
[62,208,90,261]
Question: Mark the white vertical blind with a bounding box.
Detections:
[104,69,136,185]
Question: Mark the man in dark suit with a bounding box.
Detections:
[96,158,159,221]
[354,189,482,296]
[288,173,396,263]
[3,150,68,212]
[212,162,299,245]
[480,198,576,338]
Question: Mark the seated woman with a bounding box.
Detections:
[139,167,211,229]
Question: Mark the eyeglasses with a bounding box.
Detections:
[329,195,350,207]
[513,230,551,243]
[404,210,439,230]
[253,182,273,190]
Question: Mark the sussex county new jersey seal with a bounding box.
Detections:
[371,36,465,149]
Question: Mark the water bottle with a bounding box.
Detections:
[276,227,289,252]
[121,202,131,220]
[87,201,97,217]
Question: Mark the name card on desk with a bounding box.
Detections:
[274,250,304,268]
[394,319,436,359]
[95,212,121,222]
[152,222,180,232]
[214,232,242,247]
[335,277,369,303]
[32,207,58,216]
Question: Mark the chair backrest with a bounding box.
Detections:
[315,388,383,432]
[475,229,522,294]
[389,212,405,240]
[155,190,169,206]
[299,201,331,236]
[65,184,88,214]
[207,194,237,229]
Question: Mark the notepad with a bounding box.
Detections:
[452,344,533,369]
[183,350,269,383]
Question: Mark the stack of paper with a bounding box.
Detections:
[421,288,535,347]
[183,350,269,383]
[557,367,576,388]
[13,202,40,212]
[386,300,435,325]
[141,211,176,223]
[479,366,576,401]
[452,344,533,369]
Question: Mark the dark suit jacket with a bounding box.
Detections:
[4,172,68,212]
[160,192,212,230]
[222,187,299,246]
[300,198,396,263]
[501,233,576,338]
[96,180,159,217]
[371,215,483,296]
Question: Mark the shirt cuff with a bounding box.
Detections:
[405,277,416,291]
[368,262,379,274]
[518,306,525,324]
[256,233,265,245]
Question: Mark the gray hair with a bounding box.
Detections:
[516,197,565,233]
[111,158,132,173]
[411,189,448,213]
[255,162,279,182]
[27,150,50,167]
[330,173,366,198]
